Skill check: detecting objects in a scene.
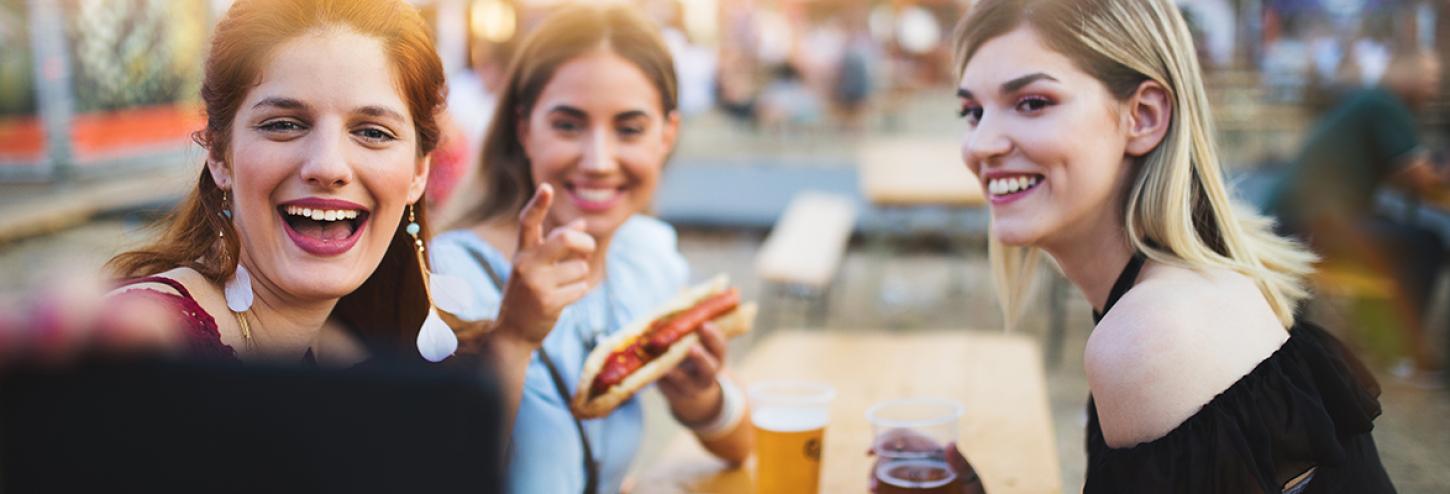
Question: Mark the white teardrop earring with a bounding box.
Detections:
[219,189,254,347]
[408,203,479,362]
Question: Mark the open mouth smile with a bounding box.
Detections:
[277,199,370,257]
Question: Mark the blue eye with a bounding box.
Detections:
[354,127,397,143]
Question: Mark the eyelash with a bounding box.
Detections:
[957,95,1054,123]
[257,120,397,144]
[354,127,397,143]
[1016,95,1051,112]
[551,120,646,137]
[258,120,305,133]
[957,104,982,121]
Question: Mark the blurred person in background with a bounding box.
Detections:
[64,0,460,366]
[757,62,824,132]
[1265,46,1448,385]
[955,0,1392,491]
[430,5,753,492]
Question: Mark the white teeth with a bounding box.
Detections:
[575,188,616,203]
[986,176,1042,197]
[283,206,363,222]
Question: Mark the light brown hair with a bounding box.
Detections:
[441,4,678,228]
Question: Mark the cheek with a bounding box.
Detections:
[362,154,421,201]
[618,145,664,190]
[229,145,293,215]
[525,138,575,182]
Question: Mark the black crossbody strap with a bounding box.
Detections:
[467,241,600,494]
[538,346,601,494]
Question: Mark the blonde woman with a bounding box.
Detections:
[953,1,1392,492]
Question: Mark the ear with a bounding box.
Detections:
[407,155,431,204]
[1124,80,1173,157]
[206,157,233,190]
[661,110,681,151]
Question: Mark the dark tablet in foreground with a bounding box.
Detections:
[0,357,505,494]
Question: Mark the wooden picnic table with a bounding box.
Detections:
[857,137,986,207]
[633,330,1061,494]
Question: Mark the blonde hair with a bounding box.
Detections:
[954,0,1317,328]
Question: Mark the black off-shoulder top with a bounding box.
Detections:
[1084,254,1395,493]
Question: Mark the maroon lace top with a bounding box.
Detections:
[112,276,239,361]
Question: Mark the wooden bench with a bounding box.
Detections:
[755,191,857,328]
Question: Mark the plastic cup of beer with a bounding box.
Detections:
[867,398,965,494]
[749,380,836,494]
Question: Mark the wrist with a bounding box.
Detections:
[493,311,548,347]
[676,375,746,441]
[669,378,723,425]
[484,321,541,358]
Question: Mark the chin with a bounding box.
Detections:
[277,262,369,301]
[989,218,1048,248]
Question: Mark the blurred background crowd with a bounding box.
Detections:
[1,0,1448,491]
[1,0,1446,178]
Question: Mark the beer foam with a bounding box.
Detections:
[751,406,829,432]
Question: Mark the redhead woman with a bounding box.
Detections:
[953,0,1393,492]
[103,0,457,364]
[430,5,752,493]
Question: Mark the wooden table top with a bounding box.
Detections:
[858,138,987,207]
[633,330,1062,494]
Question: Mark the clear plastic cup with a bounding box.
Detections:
[867,398,964,493]
[749,381,836,494]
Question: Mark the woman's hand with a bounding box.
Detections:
[659,322,729,424]
[493,184,596,348]
[0,275,181,371]
[868,429,985,494]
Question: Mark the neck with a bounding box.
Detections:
[1041,222,1136,314]
[235,259,338,359]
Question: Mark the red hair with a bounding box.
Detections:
[109,0,447,353]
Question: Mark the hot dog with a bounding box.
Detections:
[572,275,756,419]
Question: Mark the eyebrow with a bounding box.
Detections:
[547,105,652,121]
[547,105,588,118]
[252,96,308,111]
[252,97,403,122]
[957,72,1061,99]
[356,105,405,122]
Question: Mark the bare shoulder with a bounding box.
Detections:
[105,267,226,334]
[1084,262,1288,448]
[107,267,210,299]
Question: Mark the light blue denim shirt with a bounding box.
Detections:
[430,216,689,494]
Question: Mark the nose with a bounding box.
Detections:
[578,127,619,174]
[299,124,354,189]
[962,114,1012,167]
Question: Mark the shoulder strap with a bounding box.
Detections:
[466,240,599,494]
[1092,252,1147,324]
[119,276,195,299]
[537,347,601,494]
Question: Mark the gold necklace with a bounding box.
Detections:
[232,310,254,350]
